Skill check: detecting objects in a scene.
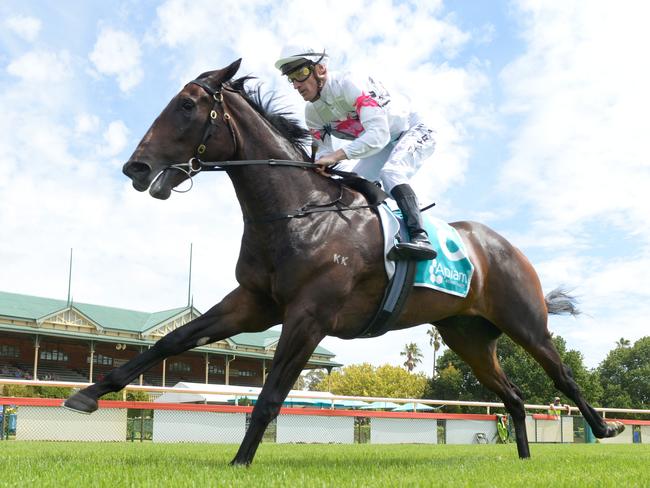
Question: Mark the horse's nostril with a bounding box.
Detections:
[123,161,151,176]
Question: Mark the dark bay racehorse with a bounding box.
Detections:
[65,59,623,465]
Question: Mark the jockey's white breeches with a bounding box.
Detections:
[343,123,436,194]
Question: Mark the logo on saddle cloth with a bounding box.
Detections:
[414,217,474,298]
[378,205,474,298]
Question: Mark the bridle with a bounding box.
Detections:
[158,78,329,193]
[158,79,239,192]
[187,79,239,163]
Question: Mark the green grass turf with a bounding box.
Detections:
[0,442,648,487]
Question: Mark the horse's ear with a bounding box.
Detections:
[221,58,242,83]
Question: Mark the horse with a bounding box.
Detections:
[64,59,623,465]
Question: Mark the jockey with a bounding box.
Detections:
[275,46,437,261]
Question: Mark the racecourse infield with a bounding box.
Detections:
[1,442,648,487]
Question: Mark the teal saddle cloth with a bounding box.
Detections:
[380,206,474,298]
[414,215,474,297]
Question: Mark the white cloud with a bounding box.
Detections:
[495,1,650,364]
[4,14,42,41]
[6,50,72,82]
[75,113,101,134]
[100,120,130,157]
[500,2,650,237]
[89,27,143,92]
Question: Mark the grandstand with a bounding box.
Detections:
[0,290,341,387]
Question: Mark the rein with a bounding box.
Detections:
[171,157,382,223]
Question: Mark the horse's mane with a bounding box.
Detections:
[228,76,311,159]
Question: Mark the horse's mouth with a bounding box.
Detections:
[123,160,173,199]
[149,172,172,200]
[132,180,150,192]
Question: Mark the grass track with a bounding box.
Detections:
[1,442,649,487]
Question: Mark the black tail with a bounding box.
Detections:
[545,287,580,316]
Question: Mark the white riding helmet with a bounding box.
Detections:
[274,46,328,74]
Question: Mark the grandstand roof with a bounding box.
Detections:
[0,290,336,358]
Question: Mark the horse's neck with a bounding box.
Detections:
[225,94,333,223]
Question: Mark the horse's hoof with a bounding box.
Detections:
[229,460,250,468]
[62,391,98,414]
[605,421,625,437]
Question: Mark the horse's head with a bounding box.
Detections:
[123,59,242,199]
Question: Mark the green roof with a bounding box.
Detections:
[0,290,335,357]
[230,329,334,357]
[0,292,68,321]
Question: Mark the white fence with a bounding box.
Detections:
[1,379,649,445]
[152,410,246,443]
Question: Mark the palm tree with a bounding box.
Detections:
[400,342,423,372]
[427,326,442,378]
[616,337,631,348]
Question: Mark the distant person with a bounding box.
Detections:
[548,396,569,417]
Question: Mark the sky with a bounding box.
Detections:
[1,1,649,375]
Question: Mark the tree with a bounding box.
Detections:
[400,342,423,372]
[301,368,327,391]
[431,363,463,400]
[426,326,443,378]
[292,375,306,390]
[324,363,428,398]
[598,336,649,409]
[615,337,631,348]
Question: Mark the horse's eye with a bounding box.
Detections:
[181,99,195,111]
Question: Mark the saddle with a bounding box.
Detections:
[335,173,389,206]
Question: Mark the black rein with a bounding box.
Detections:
[176,158,382,223]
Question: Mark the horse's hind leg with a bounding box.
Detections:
[64,286,280,413]
[436,317,532,458]
[503,323,624,439]
[489,288,624,440]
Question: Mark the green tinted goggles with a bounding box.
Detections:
[286,65,313,83]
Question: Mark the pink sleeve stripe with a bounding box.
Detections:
[354,92,379,115]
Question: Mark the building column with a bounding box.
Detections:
[205,352,210,385]
[139,347,144,386]
[32,335,40,380]
[262,359,267,385]
[88,341,95,383]
[162,359,166,387]
[225,355,235,386]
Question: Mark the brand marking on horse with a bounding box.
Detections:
[333,253,349,266]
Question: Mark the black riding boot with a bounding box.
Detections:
[389,184,437,261]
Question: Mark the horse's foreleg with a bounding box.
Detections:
[63,287,280,413]
[230,307,327,466]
